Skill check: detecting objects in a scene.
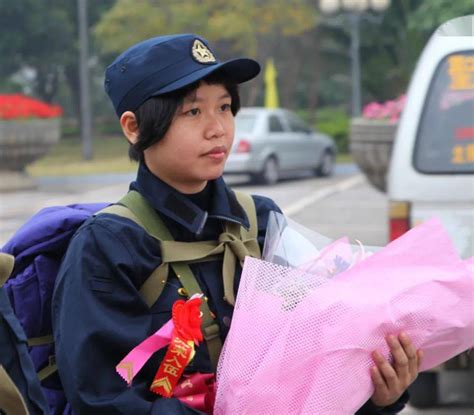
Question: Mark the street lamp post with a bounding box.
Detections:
[319,0,391,117]
[78,0,93,160]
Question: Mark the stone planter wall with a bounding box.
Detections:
[0,118,61,191]
[0,118,61,171]
[350,118,397,193]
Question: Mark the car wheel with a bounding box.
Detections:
[316,150,334,177]
[407,372,439,408]
[254,157,279,185]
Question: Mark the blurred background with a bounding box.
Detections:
[0,0,471,171]
[0,1,473,413]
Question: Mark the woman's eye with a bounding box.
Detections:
[220,103,232,112]
[185,108,200,116]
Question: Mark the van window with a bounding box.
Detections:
[414,51,474,174]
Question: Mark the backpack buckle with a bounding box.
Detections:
[202,323,220,341]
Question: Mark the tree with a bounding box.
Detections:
[0,0,114,109]
[0,0,73,102]
[315,0,473,109]
[360,0,426,102]
[94,0,319,108]
[407,0,474,35]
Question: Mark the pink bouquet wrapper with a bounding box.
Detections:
[215,218,474,415]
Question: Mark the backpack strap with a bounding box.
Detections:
[222,191,260,304]
[0,253,59,383]
[234,191,259,241]
[0,366,29,415]
[0,253,14,288]
[99,190,260,370]
[99,192,224,370]
[111,191,260,306]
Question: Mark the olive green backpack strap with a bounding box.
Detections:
[99,191,223,370]
[99,190,260,369]
[220,191,261,305]
[0,253,14,288]
[0,366,29,415]
[234,191,259,242]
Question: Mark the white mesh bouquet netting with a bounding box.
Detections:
[214,214,474,415]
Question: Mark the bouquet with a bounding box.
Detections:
[215,214,473,414]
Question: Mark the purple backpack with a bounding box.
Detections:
[1,203,107,415]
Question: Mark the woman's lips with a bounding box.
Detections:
[203,146,226,160]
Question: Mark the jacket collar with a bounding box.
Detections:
[130,163,250,235]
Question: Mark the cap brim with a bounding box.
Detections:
[153,58,260,96]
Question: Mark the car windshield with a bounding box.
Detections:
[235,113,257,134]
[414,51,474,174]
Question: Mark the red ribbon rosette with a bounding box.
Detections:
[172,297,204,344]
[150,296,204,397]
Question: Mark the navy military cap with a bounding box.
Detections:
[105,33,261,117]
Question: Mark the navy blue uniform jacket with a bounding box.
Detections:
[52,163,408,414]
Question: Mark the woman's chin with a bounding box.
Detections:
[203,168,225,181]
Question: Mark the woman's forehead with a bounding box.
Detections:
[183,83,230,103]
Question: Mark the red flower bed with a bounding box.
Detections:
[0,94,62,119]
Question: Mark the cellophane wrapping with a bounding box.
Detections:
[214,215,473,415]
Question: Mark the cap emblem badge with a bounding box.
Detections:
[191,39,216,64]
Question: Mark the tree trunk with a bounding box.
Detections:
[64,63,81,131]
[306,28,322,124]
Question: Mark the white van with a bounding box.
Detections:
[387,15,474,408]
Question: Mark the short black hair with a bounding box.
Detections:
[129,71,240,161]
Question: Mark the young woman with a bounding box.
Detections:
[52,34,421,414]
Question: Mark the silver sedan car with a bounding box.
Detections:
[225,107,337,184]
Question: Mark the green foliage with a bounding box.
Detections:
[94,117,123,136]
[315,107,350,153]
[360,0,473,103]
[298,107,350,154]
[316,0,473,107]
[4,0,467,154]
[0,0,114,103]
[94,0,318,59]
[360,0,427,101]
[94,0,319,110]
[0,0,72,100]
[407,0,474,34]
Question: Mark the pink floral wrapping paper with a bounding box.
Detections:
[215,218,474,414]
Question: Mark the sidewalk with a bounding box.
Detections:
[0,173,135,246]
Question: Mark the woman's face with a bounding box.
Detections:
[143,82,235,193]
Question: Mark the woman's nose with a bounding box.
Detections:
[204,114,226,139]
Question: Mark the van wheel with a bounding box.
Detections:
[408,372,439,408]
[253,157,279,185]
[315,150,334,177]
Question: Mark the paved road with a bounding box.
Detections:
[1,165,472,414]
[0,165,361,245]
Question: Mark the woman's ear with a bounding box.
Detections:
[120,111,139,145]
